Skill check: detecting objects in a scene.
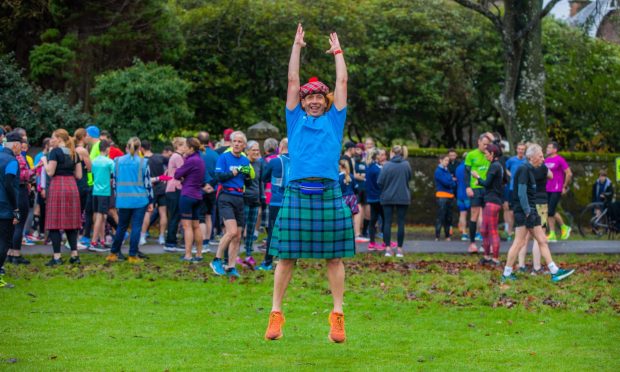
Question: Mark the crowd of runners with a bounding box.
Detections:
[0,110,584,283]
[3,23,607,343]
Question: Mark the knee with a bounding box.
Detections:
[326,258,343,268]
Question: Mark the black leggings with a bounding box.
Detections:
[382,204,408,248]
[368,202,384,243]
[49,229,78,254]
[263,205,280,266]
[435,198,452,238]
[11,186,29,252]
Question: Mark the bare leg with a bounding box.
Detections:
[505,226,528,268]
[228,229,242,267]
[158,206,168,238]
[141,211,151,234]
[182,219,193,259]
[532,239,542,270]
[216,219,238,259]
[517,231,530,267]
[192,220,202,257]
[458,210,467,235]
[503,203,514,236]
[353,212,362,237]
[272,259,296,312]
[327,258,345,313]
[529,226,553,265]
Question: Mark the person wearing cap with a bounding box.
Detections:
[265,24,353,343]
[79,125,101,248]
[7,128,33,265]
[0,131,23,287]
[215,128,234,155]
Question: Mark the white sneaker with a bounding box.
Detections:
[355,235,370,243]
[139,236,147,246]
[158,235,165,245]
[396,248,404,258]
[385,248,393,257]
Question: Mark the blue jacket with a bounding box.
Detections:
[434,165,455,196]
[263,153,290,207]
[0,147,19,219]
[114,154,153,209]
[338,172,355,196]
[456,162,467,200]
[365,162,382,203]
[201,147,219,187]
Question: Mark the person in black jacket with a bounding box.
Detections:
[377,145,412,258]
[0,132,23,287]
[472,144,504,265]
[592,169,614,216]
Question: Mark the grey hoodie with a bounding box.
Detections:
[377,155,412,205]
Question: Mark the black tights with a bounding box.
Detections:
[382,205,408,248]
[368,202,384,243]
[49,229,78,254]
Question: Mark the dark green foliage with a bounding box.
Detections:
[92,59,193,144]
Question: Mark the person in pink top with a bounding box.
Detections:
[163,137,186,251]
[544,141,572,241]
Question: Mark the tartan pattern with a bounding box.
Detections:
[481,202,501,259]
[243,204,260,254]
[342,194,359,215]
[269,180,355,259]
[45,175,82,230]
[299,78,329,99]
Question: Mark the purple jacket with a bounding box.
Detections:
[174,152,206,200]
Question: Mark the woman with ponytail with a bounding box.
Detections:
[106,137,153,264]
[472,143,505,265]
[43,129,83,266]
[173,137,206,262]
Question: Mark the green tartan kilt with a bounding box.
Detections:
[269,179,356,259]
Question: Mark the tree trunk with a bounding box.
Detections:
[513,0,547,145]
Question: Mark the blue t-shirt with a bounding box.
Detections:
[506,155,527,191]
[338,172,355,196]
[201,148,219,187]
[456,162,467,200]
[215,151,250,196]
[286,103,347,181]
[6,159,18,176]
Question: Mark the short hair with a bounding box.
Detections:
[246,140,259,152]
[230,131,247,143]
[141,139,151,151]
[172,137,186,149]
[525,144,542,160]
[548,141,560,150]
[99,139,111,153]
[197,131,210,145]
[42,137,51,148]
[163,145,173,153]
[479,133,491,142]
[448,148,457,154]
[599,169,607,177]
[264,138,278,153]
[279,137,288,150]
[100,130,111,138]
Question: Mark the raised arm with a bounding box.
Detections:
[286,23,305,110]
[326,32,347,110]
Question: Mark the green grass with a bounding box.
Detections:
[1,253,619,371]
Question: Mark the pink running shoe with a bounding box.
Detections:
[368,242,377,251]
[390,242,397,248]
[244,256,256,270]
[376,243,386,252]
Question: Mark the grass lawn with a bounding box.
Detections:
[1,253,619,371]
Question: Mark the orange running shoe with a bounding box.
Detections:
[264,311,285,340]
[105,253,119,262]
[328,311,346,343]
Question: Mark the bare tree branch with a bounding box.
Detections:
[452,0,504,33]
[515,0,562,40]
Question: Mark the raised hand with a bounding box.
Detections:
[325,32,342,54]
[294,23,306,47]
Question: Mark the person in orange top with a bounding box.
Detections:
[434,154,456,241]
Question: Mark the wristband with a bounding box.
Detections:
[334,49,343,55]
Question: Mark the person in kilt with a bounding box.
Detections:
[42,129,84,266]
[264,24,353,343]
